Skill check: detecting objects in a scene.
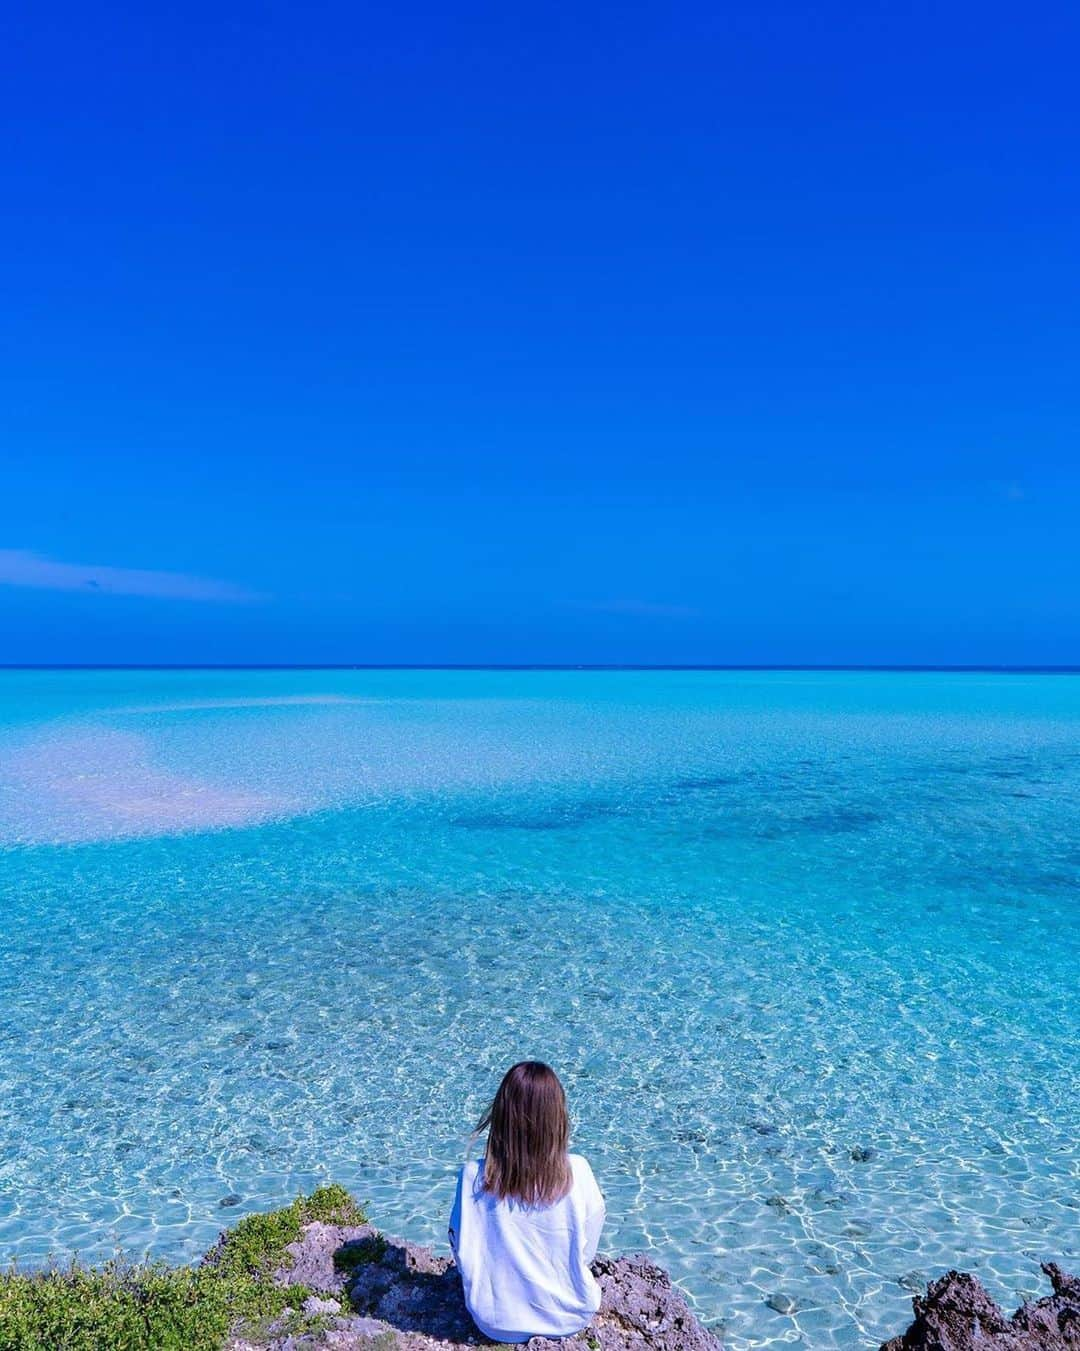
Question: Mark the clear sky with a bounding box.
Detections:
[2,1,1078,666]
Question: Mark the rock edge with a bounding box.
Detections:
[226,1218,1080,1351]
[227,1220,721,1351]
[880,1262,1080,1351]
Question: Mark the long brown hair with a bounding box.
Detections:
[476,1061,573,1206]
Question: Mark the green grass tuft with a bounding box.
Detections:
[210,1182,366,1282]
[0,1185,368,1351]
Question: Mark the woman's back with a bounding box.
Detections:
[450,1152,605,1342]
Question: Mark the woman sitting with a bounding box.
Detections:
[449,1061,606,1343]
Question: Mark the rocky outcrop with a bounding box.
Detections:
[227,1220,720,1351]
[223,1216,1080,1351]
[880,1263,1080,1351]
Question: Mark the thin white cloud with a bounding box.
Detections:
[0,549,262,603]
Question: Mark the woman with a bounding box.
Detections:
[449,1061,606,1343]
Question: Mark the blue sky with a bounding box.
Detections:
[2,0,1078,665]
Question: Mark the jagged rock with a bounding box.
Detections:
[880,1263,1080,1350]
[227,1222,721,1351]
[276,1220,382,1295]
[572,1252,719,1351]
[222,1217,1078,1351]
[303,1296,343,1317]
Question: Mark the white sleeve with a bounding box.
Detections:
[448,1167,463,1257]
[581,1161,606,1263]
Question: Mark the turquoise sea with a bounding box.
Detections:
[0,668,1077,1348]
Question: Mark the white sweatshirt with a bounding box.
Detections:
[449,1153,606,1343]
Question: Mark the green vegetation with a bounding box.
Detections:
[208,1183,365,1282]
[0,1185,367,1351]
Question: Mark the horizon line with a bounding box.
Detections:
[2,663,1080,674]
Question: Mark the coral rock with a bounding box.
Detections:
[229,1223,721,1351]
[880,1263,1080,1350]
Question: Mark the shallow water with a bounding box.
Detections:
[1,669,1077,1348]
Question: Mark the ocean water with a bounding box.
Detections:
[0,668,1077,1348]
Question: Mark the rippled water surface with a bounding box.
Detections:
[1,669,1077,1348]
